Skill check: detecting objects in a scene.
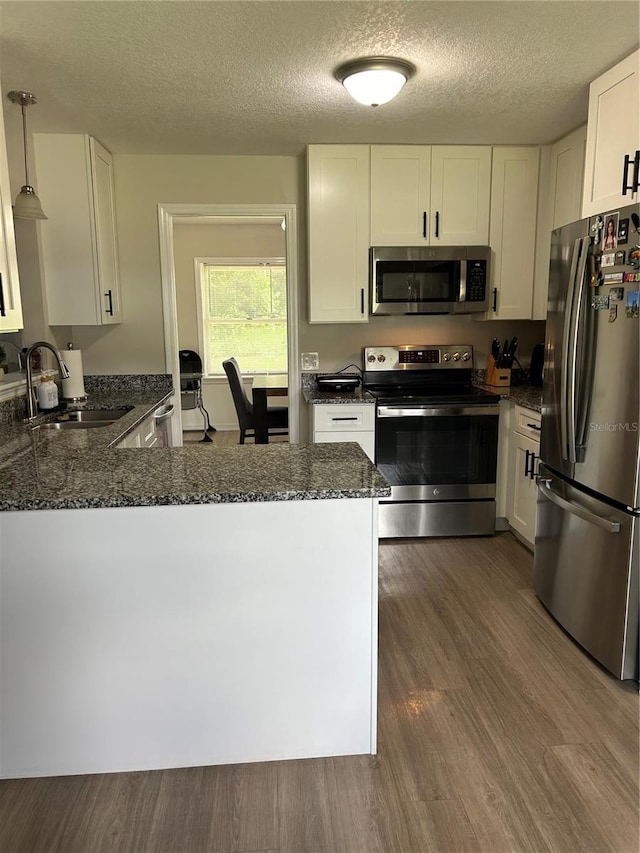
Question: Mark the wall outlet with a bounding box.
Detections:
[301,352,319,371]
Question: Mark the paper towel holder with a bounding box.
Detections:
[61,342,88,403]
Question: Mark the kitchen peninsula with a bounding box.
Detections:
[0,377,389,779]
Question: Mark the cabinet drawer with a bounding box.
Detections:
[513,405,541,441]
[313,404,375,432]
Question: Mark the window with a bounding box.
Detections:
[198,260,287,375]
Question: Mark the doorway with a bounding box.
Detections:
[158,204,300,445]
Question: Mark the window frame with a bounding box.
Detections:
[195,256,288,378]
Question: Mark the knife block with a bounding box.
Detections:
[484,356,511,387]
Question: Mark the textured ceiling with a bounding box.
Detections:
[0,1,638,155]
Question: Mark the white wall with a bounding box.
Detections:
[173,220,286,430]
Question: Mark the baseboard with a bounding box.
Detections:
[495,516,510,532]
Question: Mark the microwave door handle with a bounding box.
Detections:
[560,237,582,460]
[459,260,467,303]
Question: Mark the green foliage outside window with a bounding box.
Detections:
[202,264,288,374]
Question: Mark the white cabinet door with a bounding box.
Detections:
[33,133,122,325]
[89,138,122,324]
[582,49,640,217]
[0,88,22,333]
[488,147,540,319]
[370,145,431,245]
[308,145,370,323]
[509,431,539,547]
[429,146,491,245]
[550,125,587,230]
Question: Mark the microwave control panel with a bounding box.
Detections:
[465,260,488,302]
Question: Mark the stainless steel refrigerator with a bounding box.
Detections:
[534,203,639,680]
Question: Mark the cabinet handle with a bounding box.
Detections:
[332,416,358,422]
[492,287,497,312]
[622,154,633,195]
[526,422,541,431]
[360,288,365,315]
[105,289,114,316]
[633,150,640,193]
[0,272,5,317]
[435,211,440,238]
[524,449,531,478]
[422,211,427,239]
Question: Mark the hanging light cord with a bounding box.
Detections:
[20,101,29,186]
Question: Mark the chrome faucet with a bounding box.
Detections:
[23,341,70,421]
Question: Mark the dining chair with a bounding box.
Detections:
[222,357,288,444]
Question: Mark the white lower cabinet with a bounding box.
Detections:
[507,406,541,548]
[311,403,375,461]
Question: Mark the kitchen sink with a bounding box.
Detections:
[33,407,133,431]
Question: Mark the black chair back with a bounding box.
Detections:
[222,358,253,433]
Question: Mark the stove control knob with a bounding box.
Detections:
[452,352,461,361]
[377,354,386,363]
[462,351,471,362]
[442,353,451,362]
[367,354,376,363]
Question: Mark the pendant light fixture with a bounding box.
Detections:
[335,57,416,107]
[7,90,47,220]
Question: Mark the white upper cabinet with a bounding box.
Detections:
[370,145,491,246]
[308,145,370,324]
[582,49,640,216]
[370,146,431,245]
[34,133,122,325]
[429,146,492,245]
[487,147,540,320]
[549,125,587,230]
[0,92,23,333]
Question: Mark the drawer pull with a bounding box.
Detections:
[331,416,359,422]
[526,422,541,431]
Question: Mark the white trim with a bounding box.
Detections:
[158,204,300,444]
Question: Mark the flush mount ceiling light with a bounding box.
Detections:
[335,56,416,107]
[7,90,47,220]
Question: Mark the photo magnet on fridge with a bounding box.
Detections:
[608,304,617,323]
[617,218,629,245]
[600,252,616,267]
[591,294,609,310]
[601,212,619,251]
[625,290,639,318]
[609,286,624,302]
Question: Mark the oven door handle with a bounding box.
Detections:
[377,405,499,418]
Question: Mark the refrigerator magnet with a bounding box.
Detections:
[629,248,640,269]
[609,286,624,302]
[600,252,616,267]
[608,304,618,323]
[618,219,629,245]
[591,294,609,310]
[624,271,640,283]
[614,250,626,265]
[625,290,639,318]
[603,272,624,283]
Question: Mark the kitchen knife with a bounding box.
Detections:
[506,337,518,367]
[491,338,500,361]
[500,339,509,367]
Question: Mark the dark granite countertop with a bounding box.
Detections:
[303,388,375,405]
[0,376,389,511]
[473,382,542,413]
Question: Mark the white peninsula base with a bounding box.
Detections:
[0,498,378,778]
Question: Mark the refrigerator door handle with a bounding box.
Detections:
[566,237,590,463]
[560,237,582,460]
[537,478,622,533]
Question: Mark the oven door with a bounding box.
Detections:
[375,403,499,500]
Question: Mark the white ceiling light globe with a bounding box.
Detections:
[336,57,416,108]
[342,69,408,107]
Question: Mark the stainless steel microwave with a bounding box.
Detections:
[370,246,491,315]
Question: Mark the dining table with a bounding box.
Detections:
[251,373,288,443]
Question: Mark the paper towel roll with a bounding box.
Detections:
[61,348,86,400]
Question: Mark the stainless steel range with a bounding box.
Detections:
[363,345,500,539]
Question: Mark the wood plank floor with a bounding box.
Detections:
[0,533,637,853]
